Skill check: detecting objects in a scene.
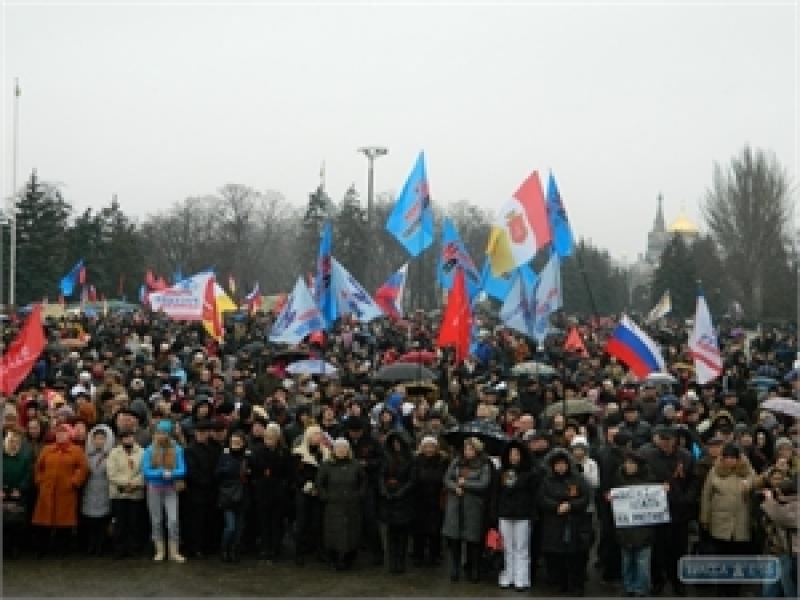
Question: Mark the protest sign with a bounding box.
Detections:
[610,484,671,527]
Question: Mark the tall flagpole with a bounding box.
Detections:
[9,78,20,308]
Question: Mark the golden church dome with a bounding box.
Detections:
[667,211,699,234]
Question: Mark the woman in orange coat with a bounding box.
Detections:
[32,423,89,557]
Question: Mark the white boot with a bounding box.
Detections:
[169,541,186,563]
[153,540,165,562]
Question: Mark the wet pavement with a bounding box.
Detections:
[3,552,682,598]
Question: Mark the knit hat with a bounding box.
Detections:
[155,420,173,434]
[464,436,484,454]
[570,435,589,449]
[420,435,438,448]
[721,443,741,459]
[333,437,350,449]
[775,437,793,450]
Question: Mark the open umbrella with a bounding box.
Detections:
[750,376,779,388]
[760,397,800,420]
[397,350,438,365]
[240,341,266,354]
[401,381,438,397]
[271,349,312,364]
[544,398,597,418]
[645,372,677,385]
[511,361,557,377]
[374,363,436,383]
[287,359,338,377]
[442,421,510,456]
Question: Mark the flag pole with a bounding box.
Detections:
[574,244,599,320]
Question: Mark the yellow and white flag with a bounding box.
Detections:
[487,171,552,276]
[646,291,671,323]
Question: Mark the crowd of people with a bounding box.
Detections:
[1,308,798,598]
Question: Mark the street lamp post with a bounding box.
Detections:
[9,78,20,308]
[357,146,388,287]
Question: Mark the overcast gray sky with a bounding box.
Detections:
[2,0,797,264]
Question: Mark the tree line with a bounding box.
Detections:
[1,145,795,322]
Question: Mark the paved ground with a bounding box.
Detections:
[3,553,687,598]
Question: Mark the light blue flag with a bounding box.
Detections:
[499,270,538,340]
[480,260,538,302]
[269,277,326,344]
[315,222,337,327]
[330,257,384,323]
[531,252,563,342]
[385,151,435,257]
[173,269,183,285]
[546,172,574,258]
[438,218,481,299]
[59,260,84,297]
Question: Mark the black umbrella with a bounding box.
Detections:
[270,349,312,364]
[374,363,436,383]
[240,341,266,354]
[442,421,510,456]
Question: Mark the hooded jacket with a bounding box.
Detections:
[82,424,115,517]
[537,448,593,555]
[611,457,656,549]
[378,430,416,526]
[497,439,535,520]
[700,456,755,542]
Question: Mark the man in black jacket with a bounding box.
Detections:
[182,420,220,558]
[595,424,631,582]
[638,425,696,597]
[619,403,652,449]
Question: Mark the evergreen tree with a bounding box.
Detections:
[15,170,71,304]
[560,239,628,315]
[334,184,368,283]
[66,208,103,297]
[98,196,142,299]
[650,235,695,318]
[296,184,330,281]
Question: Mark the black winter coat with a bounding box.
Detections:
[638,443,697,523]
[249,444,291,505]
[413,452,448,535]
[378,431,416,526]
[497,440,536,520]
[537,449,593,555]
[185,440,218,502]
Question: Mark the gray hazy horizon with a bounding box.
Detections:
[2,1,797,265]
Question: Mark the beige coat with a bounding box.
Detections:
[700,458,755,542]
[106,444,145,500]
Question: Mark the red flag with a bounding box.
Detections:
[88,285,98,302]
[202,277,223,341]
[436,267,472,363]
[145,270,168,291]
[564,326,589,357]
[0,304,47,396]
[78,266,86,286]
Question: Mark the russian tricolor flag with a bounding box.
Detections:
[374,263,408,320]
[604,315,666,379]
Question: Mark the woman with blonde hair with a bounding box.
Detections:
[292,424,330,565]
[142,420,187,563]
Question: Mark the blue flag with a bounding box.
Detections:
[386,151,435,257]
[438,218,481,299]
[330,257,384,323]
[315,222,337,328]
[269,277,326,344]
[480,260,538,302]
[59,260,84,297]
[546,172,574,258]
[173,269,183,284]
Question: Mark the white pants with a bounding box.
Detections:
[499,518,531,588]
